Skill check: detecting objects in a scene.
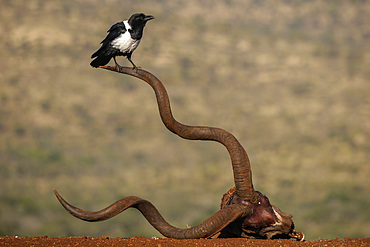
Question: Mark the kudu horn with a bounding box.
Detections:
[54,66,304,240]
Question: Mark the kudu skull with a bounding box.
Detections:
[54,66,304,240]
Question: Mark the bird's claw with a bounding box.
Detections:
[115,65,123,72]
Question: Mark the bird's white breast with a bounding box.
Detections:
[111,21,140,54]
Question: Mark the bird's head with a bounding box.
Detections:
[128,13,154,28]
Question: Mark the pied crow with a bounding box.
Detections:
[90,13,154,69]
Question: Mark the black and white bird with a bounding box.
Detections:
[90,13,154,69]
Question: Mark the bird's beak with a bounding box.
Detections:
[145,15,155,21]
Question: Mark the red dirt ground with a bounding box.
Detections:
[0,236,368,247]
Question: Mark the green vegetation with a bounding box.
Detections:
[0,0,369,240]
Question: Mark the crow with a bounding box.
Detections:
[90,13,154,69]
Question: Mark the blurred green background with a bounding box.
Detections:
[0,0,369,240]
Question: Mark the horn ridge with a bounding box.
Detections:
[101,66,257,201]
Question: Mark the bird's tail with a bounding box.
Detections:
[90,55,111,68]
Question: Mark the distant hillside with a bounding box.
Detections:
[0,0,369,240]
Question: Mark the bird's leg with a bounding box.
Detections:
[113,57,123,72]
[127,54,139,70]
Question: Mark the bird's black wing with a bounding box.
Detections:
[91,22,127,58]
[101,22,127,45]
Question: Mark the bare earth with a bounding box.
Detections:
[0,236,368,247]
